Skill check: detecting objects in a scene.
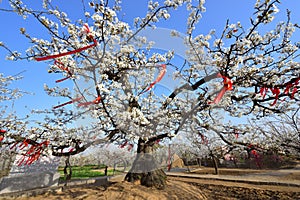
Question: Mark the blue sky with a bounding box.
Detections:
[1,0,300,118]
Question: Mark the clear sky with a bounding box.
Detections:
[1,0,300,119]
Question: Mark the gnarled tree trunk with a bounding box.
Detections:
[125,138,166,189]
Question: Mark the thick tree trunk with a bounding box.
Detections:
[125,138,166,189]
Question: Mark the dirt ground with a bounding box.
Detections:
[168,177,300,200]
[1,176,298,200]
[1,167,300,200]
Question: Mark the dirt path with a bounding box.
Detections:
[169,166,300,186]
[168,177,300,200]
[168,176,300,192]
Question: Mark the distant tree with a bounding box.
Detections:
[0,72,29,149]
[254,107,300,158]
[0,73,55,171]
[0,73,25,174]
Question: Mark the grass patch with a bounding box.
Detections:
[58,165,121,181]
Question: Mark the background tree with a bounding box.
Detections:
[0,72,25,176]
[254,106,300,158]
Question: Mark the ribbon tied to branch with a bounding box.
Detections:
[53,95,102,109]
[53,60,73,83]
[10,139,50,166]
[259,77,299,106]
[53,97,83,109]
[142,64,166,94]
[35,24,97,61]
[210,73,233,104]
[77,96,101,107]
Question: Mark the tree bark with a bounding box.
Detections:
[64,156,72,186]
[125,138,166,189]
[210,153,219,175]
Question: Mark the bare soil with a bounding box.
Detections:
[1,167,300,200]
[168,177,300,200]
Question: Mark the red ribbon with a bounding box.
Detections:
[77,96,101,107]
[234,129,239,139]
[284,83,292,95]
[35,39,97,61]
[198,132,208,145]
[120,141,128,148]
[211,73,233,104]
[10,142,19,150]
[251,149,257,156]
[53,97,83,109]
[56,76,71,83]
[260,77,299,106]
[291,87,298,99]
[127,144,134,151]
[19,139,29,150]
[54,60,68,71]
[260,87,268,99]
[0,129,6,142]
[54,60,72,83]
[142,64,166,93]
[270,88,280,106]
[17,156,26,166]
[260,87,280,105]
[26,153,41,165]
[35,24,97,61]
[17,140,50,166]
[290,78,299,99]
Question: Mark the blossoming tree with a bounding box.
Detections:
[253,107,300,157]
[1,0,300,188]
[0,73,24,143]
